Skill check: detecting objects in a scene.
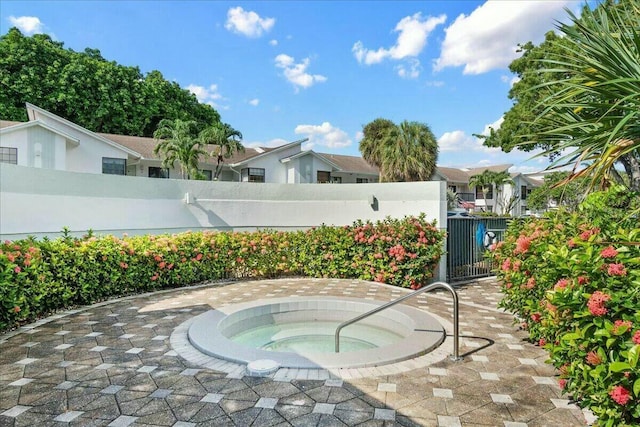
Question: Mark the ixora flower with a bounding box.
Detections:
[585,351,602,366]
[587,291,611,317]
[600,246,619,258]
[554,279,570,291]
[514,236,532,254]
[607,263,627,276]
[609,385,631,406]
[612,319,632,335]
[633,330,640,345]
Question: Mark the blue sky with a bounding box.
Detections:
[1,1,585,172]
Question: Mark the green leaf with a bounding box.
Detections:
[628,345,639,368]
[634,378,640,397]
[609,361,631,373]
[561,332,581,341]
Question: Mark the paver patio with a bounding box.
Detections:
[0,277,590,426]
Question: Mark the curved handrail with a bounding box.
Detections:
[334,281,462,361]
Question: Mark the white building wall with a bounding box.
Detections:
[0,127,67,170]
[1,129,30,166]
[0,163,448,279]
[242,155,287,183]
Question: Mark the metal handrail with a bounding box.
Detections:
[334,281,462,361]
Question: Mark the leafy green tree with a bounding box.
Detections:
[527,172,588,212]
[359,119,438,182]
[480,0,640,191]
[534,0,640,191]
[0,28,224,137]
[153,119,207,179]
[199,123,244,180]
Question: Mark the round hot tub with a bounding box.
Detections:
[187,297,445,369]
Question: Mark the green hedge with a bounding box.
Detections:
[490,190,640,426]
[0,215,445,332]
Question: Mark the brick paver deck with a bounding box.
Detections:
[0,278,590,426]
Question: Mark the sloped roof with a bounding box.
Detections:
[316,153,379,175]
[0,120,22,129]
[465,164,513,175]
[436,166,472,183]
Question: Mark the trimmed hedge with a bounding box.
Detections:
[0,215,445,332]
[491,195,640,426]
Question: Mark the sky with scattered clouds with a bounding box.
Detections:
[1,1,585,173]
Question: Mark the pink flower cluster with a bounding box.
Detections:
[633,330,640,345]
[600,246,618,258]
[585,351,602,366]
[554,279,570,291]
[514,236,532,254]
[609,385,631,406]
[607,263,627,276]
[587,291,611,317]
[612,319,632,335]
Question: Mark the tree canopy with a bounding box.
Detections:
[480,0,640,191]
[359,119,438,182]
[0,28,223,137]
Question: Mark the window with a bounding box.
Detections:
[521,185,528,200]
[102,157,126,175]
[331,176,342,184]
[475,186,493,199]
[356,178,369,183]
[241,167,265,182]
[0,147,17,164]
[201,170,212,181]
[317,171,331,183]
[149,166,169,179]
[448,185,457,193]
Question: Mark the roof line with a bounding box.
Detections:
[230,138,308,167]
[0,120,80,146]
[25,103,142,159]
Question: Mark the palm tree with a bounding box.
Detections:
[199,123,244,180]
[534,1,640,191]
[153,119,206,179]
[359,119,438,182]
[468,170,494,212]
[490,171,514,214]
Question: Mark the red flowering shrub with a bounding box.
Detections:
[0,215,445,332]
[491,191,640,426]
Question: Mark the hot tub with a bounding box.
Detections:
[187,297,445,369]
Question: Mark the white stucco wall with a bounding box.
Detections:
[0,163,448,279]
[0,126,68,170]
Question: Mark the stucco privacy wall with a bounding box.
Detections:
[1,163,447,278]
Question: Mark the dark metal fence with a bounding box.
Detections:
[446,217,509,282]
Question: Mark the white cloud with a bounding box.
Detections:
[501,75,521,87]
[187,84,226,108]
[275,54,327,91]
[353,13,446,65]
[434,1,572,74]
[396,59,422,79]
[355,131,364,142]
[225,7,275,38]
[438,128,502,155]
[269,39,278,46]
[482,116,504,136]
[248,98,259,106]
[9,16,44,35]
[294,122,352,148]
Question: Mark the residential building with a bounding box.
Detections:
[0,103,540,215]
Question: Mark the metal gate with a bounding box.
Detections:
[446,217,509,282]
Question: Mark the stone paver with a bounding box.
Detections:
[0,277,591,426]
